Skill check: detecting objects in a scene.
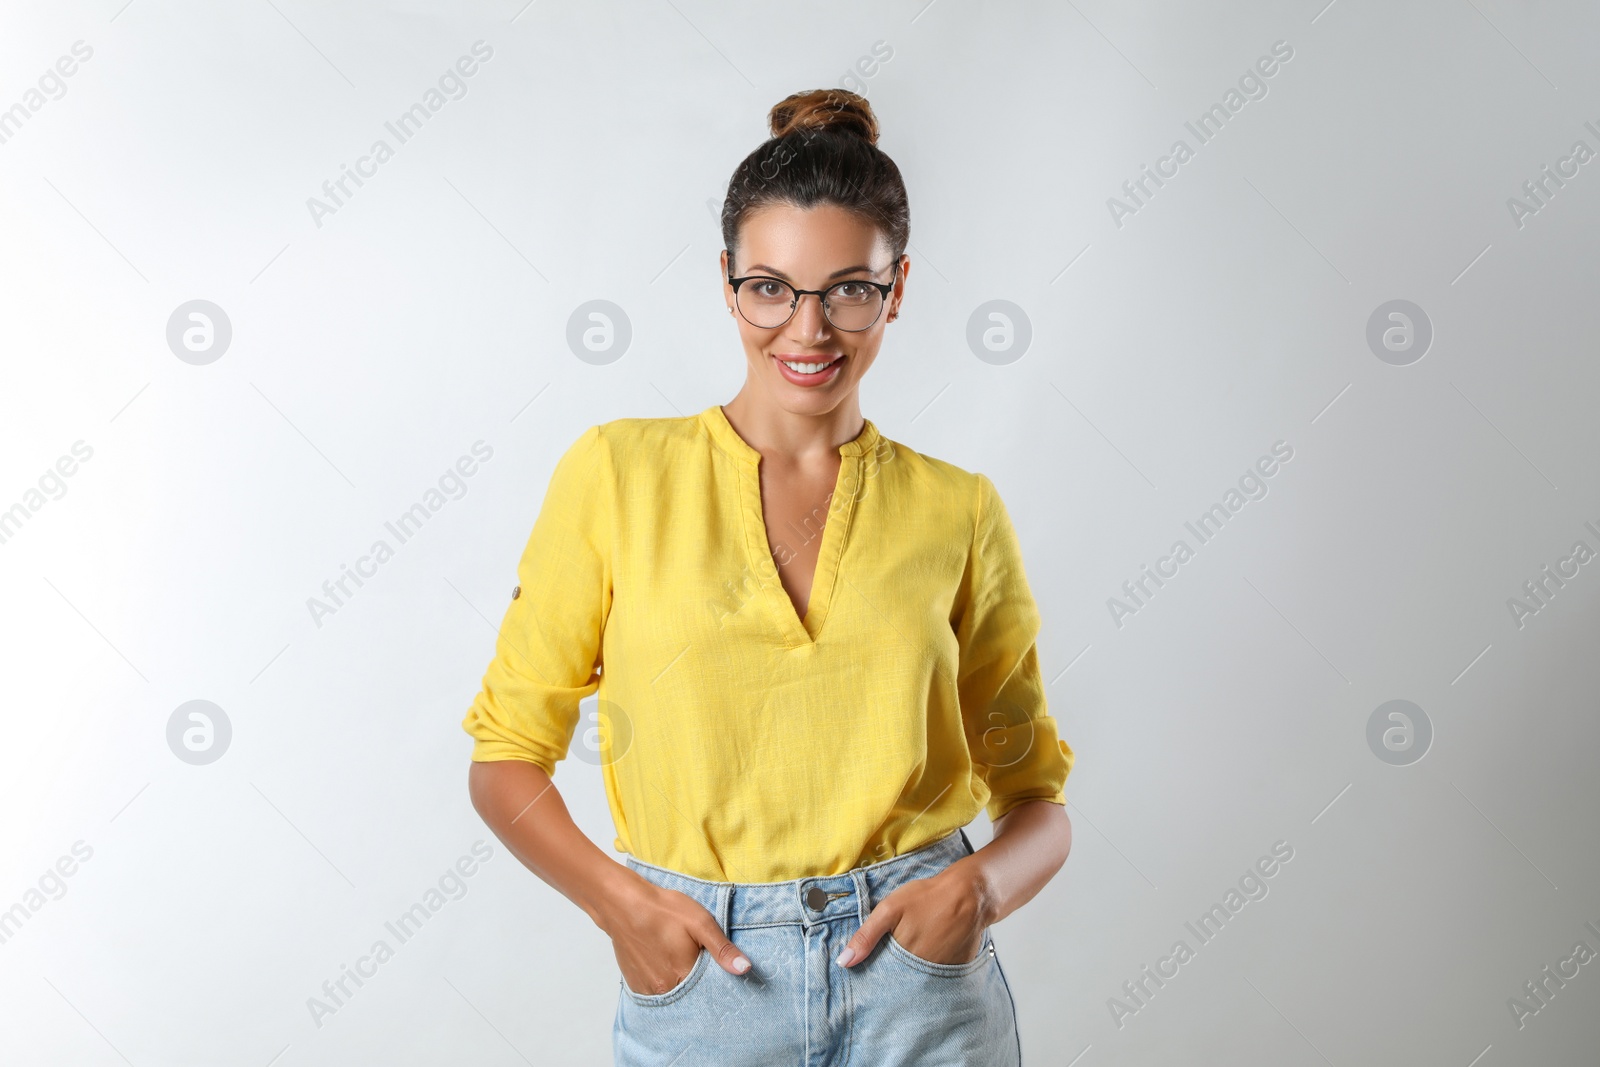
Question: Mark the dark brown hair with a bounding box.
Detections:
[720,88,910,273]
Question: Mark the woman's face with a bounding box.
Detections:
[721,201,908,418]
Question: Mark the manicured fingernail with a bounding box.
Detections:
[732,956,751,974]
[836,947,857,967]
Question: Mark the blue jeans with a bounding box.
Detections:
[613,828,1023,1066]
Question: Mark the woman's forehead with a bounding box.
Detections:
[734,204,890,270]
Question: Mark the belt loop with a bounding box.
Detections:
[716,882,733,934]
[850,868,871,927]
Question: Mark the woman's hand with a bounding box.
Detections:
[834,855,994,967]
[466,760,752,995]
[600,871,752,995]
[837,803,1074,968]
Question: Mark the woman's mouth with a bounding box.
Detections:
[773,353,844,386]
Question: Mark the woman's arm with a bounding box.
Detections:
[948,470,1077,929]
[467,759,752,991]
[836,471,1076,967]
[835,800,1071,967]
[966,798,1073,923]
[467,758,629,925]
[458,429,755,989]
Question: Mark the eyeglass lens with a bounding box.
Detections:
[736,278,886,331]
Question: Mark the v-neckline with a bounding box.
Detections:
[701,404,882,647]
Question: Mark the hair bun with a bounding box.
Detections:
[768,88,879,145]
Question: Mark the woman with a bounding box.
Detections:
[462,88,1074,1066]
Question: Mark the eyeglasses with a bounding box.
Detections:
[726,260,899,332]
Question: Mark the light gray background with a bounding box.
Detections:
[2,1,1598,1064]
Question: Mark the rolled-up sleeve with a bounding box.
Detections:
[461,424,613,775]
[953,472,1075,822]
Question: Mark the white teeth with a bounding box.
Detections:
[780,357,839,374]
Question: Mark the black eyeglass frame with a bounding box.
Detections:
[725,259,901,332]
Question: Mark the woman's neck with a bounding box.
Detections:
[720,388,865,461]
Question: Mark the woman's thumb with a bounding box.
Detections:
[696,921,752,976]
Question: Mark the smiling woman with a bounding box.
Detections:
[462,87,1074,1066]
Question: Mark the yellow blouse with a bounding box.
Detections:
[461,404,1073,882]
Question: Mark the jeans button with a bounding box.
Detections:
[805,886,828,911]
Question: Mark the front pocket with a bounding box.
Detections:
[621,947,710,1006]
[884,931,995,977]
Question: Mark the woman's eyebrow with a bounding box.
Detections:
[745,263,875,281]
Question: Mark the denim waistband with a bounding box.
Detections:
[623,829,975,932]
